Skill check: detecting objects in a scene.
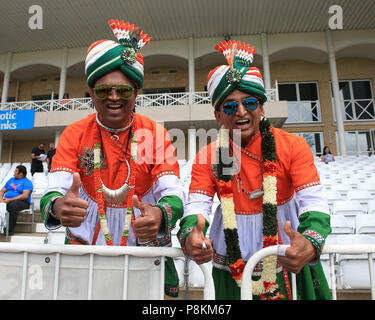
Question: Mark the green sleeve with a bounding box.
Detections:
[151,195,184,246]
[297,211,331,257]
[40,191,64,230]
[177,214,210,254]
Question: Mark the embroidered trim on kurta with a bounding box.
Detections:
[295,181,321,192]
[189,189,216,197]
[302,229,325,247]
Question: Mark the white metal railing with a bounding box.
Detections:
[333,98,375,121]
[0,89,278,112]
[241,244,375,300]
[285,100,321,123]
[0,243,215,300]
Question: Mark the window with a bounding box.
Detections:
[293,132,323,156]
[278,82,321,123]
[336,130,374,155]
[332,79,375,121]
[141,87,187,106]
[32,94,58,101]
[142,87,185,94]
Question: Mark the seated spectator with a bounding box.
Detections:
[0,165,33,236]
[321,146,335,163]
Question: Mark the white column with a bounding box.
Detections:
[188,126,196,161]
[58,47,68,100]
[1,52,13,105]
[0,132,3,162]
[8,140,14,163]
[261,33,271,90]
[188,37,195,104]
[326,30,346,156]
[55,129,62,147]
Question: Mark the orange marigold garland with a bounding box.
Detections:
[216,116,284,299]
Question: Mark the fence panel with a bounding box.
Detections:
[241,244,375,300]
[0,243,214,300]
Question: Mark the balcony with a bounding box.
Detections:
[0,89,288,135]
[0,89,279,112]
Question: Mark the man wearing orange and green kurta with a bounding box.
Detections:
[178,41,331,300]
[40,19,184,297]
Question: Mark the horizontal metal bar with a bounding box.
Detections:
[0,243,185,258]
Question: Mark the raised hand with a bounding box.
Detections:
[278,221,317,274]
[185,214,213,264]
[133,195,163,242]
[52,172,88,227]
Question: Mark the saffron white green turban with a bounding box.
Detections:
[85,20,151,89]
[207,41,267,110]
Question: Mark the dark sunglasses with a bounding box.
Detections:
[94,84,134,100]
[223,97,262,116]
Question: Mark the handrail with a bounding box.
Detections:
[241,244,375,300]
[0,243,215,300]
[0,89,278,112]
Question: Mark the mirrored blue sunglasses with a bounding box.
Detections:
[222,97,261,116]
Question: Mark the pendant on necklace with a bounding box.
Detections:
[101,180,134,205]
[100,159,134,206]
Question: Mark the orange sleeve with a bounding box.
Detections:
[189,144,217,197]
[50,123,83,173]
[150,122,180,181]
[288,135,320,191]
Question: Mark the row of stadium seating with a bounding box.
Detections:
[1,155,375,291]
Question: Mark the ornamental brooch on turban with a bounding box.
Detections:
[207,40,267,110]
[85,19,151,89]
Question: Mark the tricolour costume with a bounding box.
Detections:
[178,41,331,300]
[40,20,184,297]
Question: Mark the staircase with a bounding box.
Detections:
[0,211,47,243]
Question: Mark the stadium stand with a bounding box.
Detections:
[0,154,375,298]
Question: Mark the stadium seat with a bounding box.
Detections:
[331,184,353,197]
[330,215,355,235]
[3,202,35,242]
[347,190,373,213]
[324,189,344,213]
[332,200,366,226]
[359,180,375,196]
[355,214,375,235]
[368,200,375,215]
[336,235,375,290]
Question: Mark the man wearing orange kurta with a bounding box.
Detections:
[178,41,331,300]
[40,19,184,297]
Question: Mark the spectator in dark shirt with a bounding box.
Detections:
[31,143,46,176]
[46,142,56,172]
[0,165,33,235]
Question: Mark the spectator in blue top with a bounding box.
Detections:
[321,146,335,164]
[0,165,33,236]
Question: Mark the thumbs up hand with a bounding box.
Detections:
[278,221,317,274]
[51,172,89,227]
[185,214,213,264]
[133,195,163,242]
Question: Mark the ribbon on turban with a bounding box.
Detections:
[207,41,267,110]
